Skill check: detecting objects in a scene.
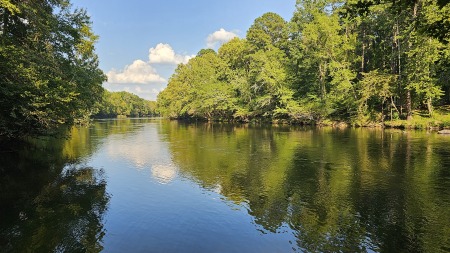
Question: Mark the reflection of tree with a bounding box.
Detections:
[62,119,150,159]
[3,166,109,252]
[161,122,450,252]
[0,122,114,252]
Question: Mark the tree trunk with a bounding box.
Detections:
[391,96,400,118]
[319,63,326,100]
[427,98,433,117]
[406,90,412,120]
[361,26,366,74]
[406,1,418,121]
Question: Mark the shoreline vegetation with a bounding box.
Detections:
[0,1,158,139]
[156,1,450,131]
[159,107,450,131]
[0,1,106,139]
[93,90,158,119]
[2,0,450,140]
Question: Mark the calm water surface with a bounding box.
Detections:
[1,119,450,252]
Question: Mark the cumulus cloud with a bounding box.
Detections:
[149,43,194,64]
[104,43,196,99]
[107,60,166,84]
[206,28,238,48]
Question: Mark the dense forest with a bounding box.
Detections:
[2,0,450,139]
[158,0,450,126]
[94,90,158,118]
[0,1,159,139]
[0,0,106,138]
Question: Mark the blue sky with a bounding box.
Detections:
[71,0,297,100]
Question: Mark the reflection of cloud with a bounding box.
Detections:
[105,127,177,183]
[212,183,222,194]
[107,140,156,170]
[151,164,177,184]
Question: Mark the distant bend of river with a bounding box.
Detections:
[1,118,449,252]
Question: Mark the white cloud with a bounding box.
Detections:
[149,43,194,64]
[107,60,166,84]
[206,28,238,48]
[104,43,195,100]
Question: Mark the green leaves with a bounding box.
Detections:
[0,0,19,14]
[94,90,158,118]
[290,0,358,119]
[0,0,105,138]
[158,50,236,120]
[247,12,289,52]
[157,1,450,124]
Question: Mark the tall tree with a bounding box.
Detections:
[0,0,105,138]
[290,0,357,119]
[247,12,289,52]
[246,13,309,120]
[156,0,450,125]
[157,50,235,120]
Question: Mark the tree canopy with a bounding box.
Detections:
[157,0,450,125]
[94,90,158,118]
[0,0,106,138]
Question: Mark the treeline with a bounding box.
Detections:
[157,0,450,125]
[0,0,105,138]
[0,1,157,138]
[94,91,158,118]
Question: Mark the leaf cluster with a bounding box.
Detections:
[157,0,450,124]
[0,0,106,138]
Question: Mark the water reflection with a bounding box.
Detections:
[151,164,177,184]
[0,127,110,252]
[159,122,450,252]
[101,120,177,184]
[2,119,450,252]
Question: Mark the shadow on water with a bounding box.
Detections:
[159,122,450,252]
[0,124,112,253]
[0,118,158,252]
[2,119,450,252]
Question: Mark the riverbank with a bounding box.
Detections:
[168,111,450,131]
[382,107,450,130]
[303,106,450,131]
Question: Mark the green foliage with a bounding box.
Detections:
[94,90,158,118]
[0,125,110,252]
[0,0,19,14]
[357,70,396,118]
[0,0,106,138]
[197,48,216,57]
[157,1,450,125]
[247,12,289,51]
[405,32,444,116]
[290,0,358,119]
[218,37,249,71]
[158,49,236,120]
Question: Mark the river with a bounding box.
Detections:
[1,118,449,252]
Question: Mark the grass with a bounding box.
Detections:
[384,106,450,130]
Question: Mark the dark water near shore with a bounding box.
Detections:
[1,119,450,252]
